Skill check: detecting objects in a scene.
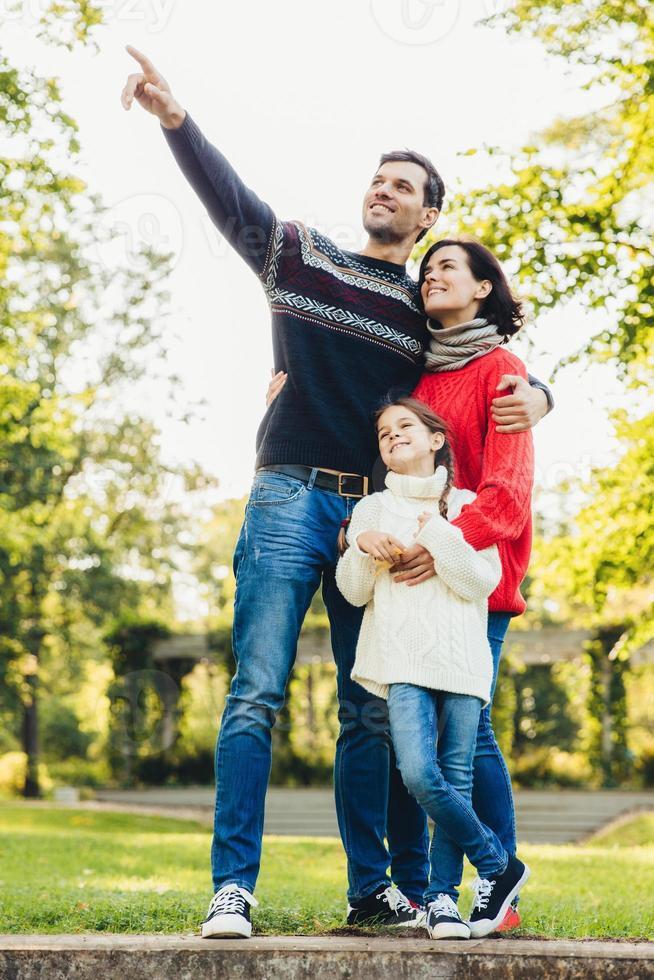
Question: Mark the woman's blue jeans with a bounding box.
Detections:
[388,684,508,903]
[211,469,429,903]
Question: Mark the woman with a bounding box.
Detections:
[266,238,534,928]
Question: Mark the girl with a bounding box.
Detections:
[335,397,530,939]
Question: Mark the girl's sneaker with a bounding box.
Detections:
[467,856,530,938]
[201,883,258,939]
[347,885,424,927]
[424,894,470,940]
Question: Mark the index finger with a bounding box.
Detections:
[126,44,157,74]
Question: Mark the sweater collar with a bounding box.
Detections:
[345,249,408,277]
[385,465,448,500]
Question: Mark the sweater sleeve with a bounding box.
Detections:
[161,113,281,281]
[415,514,502,602]
[335,495,381,608]
[452,351,535,552]
[527,373,554,413]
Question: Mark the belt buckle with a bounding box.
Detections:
[337,472,369,498]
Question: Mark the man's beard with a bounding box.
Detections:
[363,218,406,245]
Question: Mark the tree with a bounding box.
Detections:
[0,3,214,796]
[425,0,653,381]
[420,1,654,784]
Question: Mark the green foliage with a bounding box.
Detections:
[40,701,93,761]
[418,0,654,789]
[271,663,339,786]
[414,0,653,384]
[35,1,106,50]
[513,664,580,754]
[105,620,172,676]
[0,7,216,796]
[192,497,246,621]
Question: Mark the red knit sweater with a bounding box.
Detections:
[412,346,534,616]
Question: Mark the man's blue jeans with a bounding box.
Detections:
[387,684,509,903]
[426,611,516,900]
[211,470,429,902]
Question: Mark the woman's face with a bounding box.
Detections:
[377,405,444,476]
[420,245,491,324]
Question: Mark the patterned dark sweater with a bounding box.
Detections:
[162,114,551,477]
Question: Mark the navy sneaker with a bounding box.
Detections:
[425,893,470,940]
[347,885,424,927]
[468,856,530,938]
[201,883,258,939]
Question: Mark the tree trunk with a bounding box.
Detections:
[22,670,40,798]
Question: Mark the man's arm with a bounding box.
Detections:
[121,46,278,278]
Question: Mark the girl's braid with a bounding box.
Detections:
[436,441,455,520]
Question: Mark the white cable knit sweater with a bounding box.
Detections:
[336,467,502,705]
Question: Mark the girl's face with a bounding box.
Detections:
[377,405,444,477]
[420,245,491,327]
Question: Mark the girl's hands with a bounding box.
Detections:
[356,530,405,564]
[266,369,288,407]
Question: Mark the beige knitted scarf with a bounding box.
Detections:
[423,317,506,373]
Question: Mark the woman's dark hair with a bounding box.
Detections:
[418,238,525,336]
[374,397,454,521]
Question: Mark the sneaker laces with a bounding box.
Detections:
[376,885,416,915]
[470,876,495,912]
[430,893,460,918]
[207,883,259,918]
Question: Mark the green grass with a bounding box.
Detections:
[587,811,654,849]
[0,803,652,939]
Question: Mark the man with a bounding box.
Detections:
[121,46,552,939]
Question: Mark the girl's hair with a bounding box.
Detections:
[374,397,454,520]
[418,237,525,336]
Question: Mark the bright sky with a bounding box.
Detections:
[8,0,623,510]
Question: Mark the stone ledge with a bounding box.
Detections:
[0,935,652,980]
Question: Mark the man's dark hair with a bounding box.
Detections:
[378,150,445,242]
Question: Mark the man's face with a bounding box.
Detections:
[362,161,437,245]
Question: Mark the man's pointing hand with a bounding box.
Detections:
[121,45,186,130]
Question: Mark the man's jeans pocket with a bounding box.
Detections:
[250,471,307,506]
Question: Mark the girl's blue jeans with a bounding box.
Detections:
[388,683,508,903]
[211,469,515,904]
[423,611,516,903]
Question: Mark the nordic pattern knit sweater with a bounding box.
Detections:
[336,468,502,705]
[161,114,552,477]
[413,347,534,616]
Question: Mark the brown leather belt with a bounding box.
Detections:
[257,464,370,499]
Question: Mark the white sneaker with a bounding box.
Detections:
[200,883,258,939]
[424,893,470,940]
